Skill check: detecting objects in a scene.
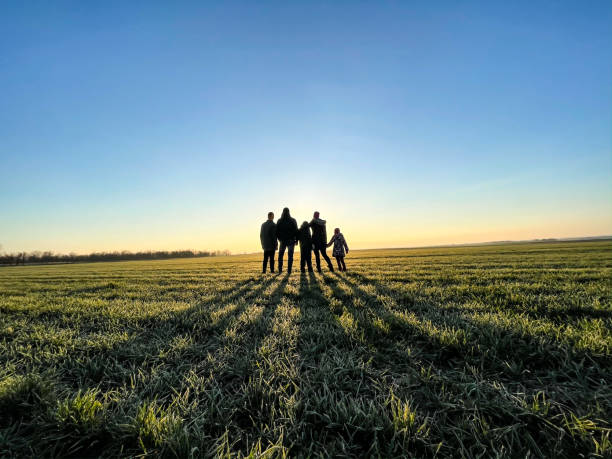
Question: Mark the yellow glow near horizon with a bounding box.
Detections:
[15,211,605,255]
[2,182,611,254]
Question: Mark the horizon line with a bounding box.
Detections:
[233,235,612,255]
[2,235,611,257]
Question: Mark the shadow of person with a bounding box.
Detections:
[72,275,281,395]
[327,271,609,378]
[299,270,310,292]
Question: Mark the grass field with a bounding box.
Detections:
[1,241,611,458]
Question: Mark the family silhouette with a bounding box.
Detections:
[260,208,349,274]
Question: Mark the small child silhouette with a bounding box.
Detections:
[327,228,349,271]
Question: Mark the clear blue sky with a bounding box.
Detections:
[1,1,610,253]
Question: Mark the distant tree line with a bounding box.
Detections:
[0,249,231,266]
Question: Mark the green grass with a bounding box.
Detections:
[0,241,610,458]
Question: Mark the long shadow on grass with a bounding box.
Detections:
[9,276,276,391]
[0,275,284,457]
[18,275,259,330]
[161,274,292,453]
[3,275,291,458]
[312,271,610,458]
[218,273,307,452]
[122,273,290,395]
[340,271,611,374]
[208,274,289,387]
[102,275,290,453]
[346,269,612,322]
[96,275,283,391]
[291,272,435,457]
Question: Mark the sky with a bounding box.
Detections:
[1,1,611,254]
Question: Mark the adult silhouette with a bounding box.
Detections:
[309,211,334,272]
[276,207,298,274]
[260,211,277,273]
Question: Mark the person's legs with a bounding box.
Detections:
[335,256,342,270]
[339,257,346,271]
[306,249,313,272]
[278,242,286,273]
[300,250,306,272]
[320,247,334,271]
[313,248,322,272]
[263,250,271,273]
[269,250,275,273]
[287,242,295,273]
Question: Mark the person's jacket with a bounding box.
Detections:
[276,216,298,243]
[260,220,278,250]
[297,224,312,251]
[309,218,327,248]
[328,232,349,256]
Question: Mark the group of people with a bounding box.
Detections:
[260,208,349,274]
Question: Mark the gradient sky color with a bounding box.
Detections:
[1,1,611,254]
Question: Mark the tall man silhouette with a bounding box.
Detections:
[276,207,298,274]
[260,211,277,273]
[309,211,334,272]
